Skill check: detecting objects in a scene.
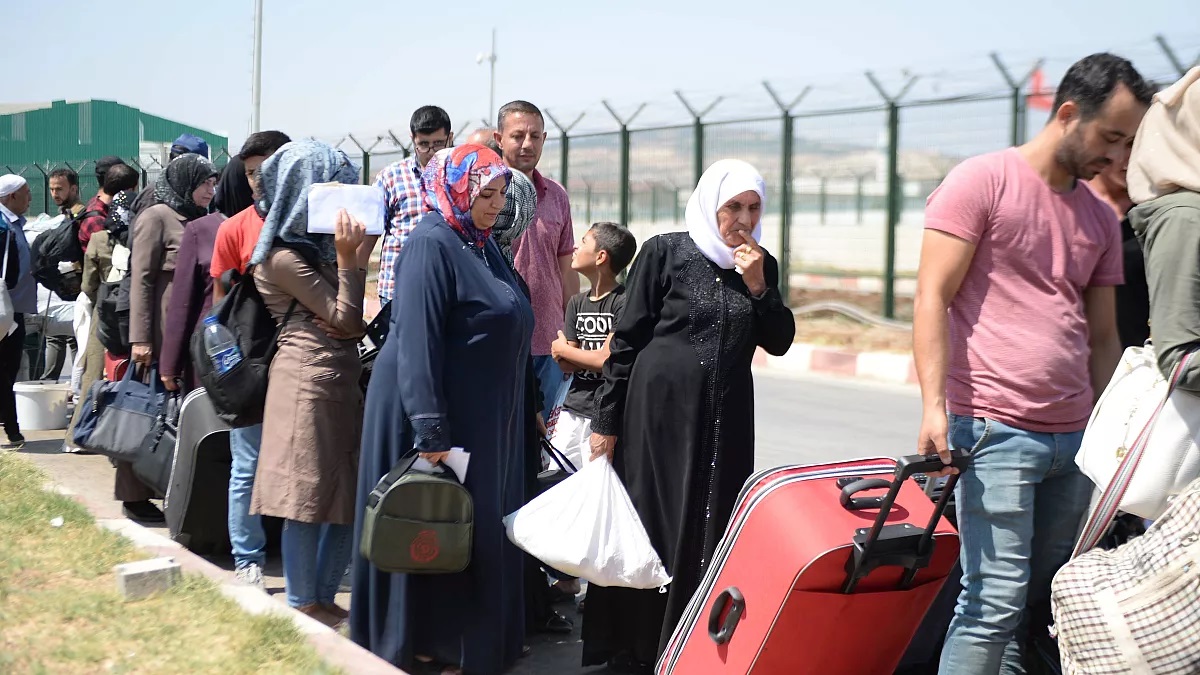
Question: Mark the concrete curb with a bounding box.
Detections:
[46,484,407,675]
[755,343,917,386]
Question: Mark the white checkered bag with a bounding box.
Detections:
[1051,477,1200,674]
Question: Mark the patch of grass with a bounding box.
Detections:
[0,453,339,675]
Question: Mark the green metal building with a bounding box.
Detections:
[0,99,227,214]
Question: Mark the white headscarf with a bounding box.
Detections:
[685,159,767,269]
[1128,67,1200,203]
[0,174,27,198]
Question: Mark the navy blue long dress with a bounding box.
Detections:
[351,215,531,674]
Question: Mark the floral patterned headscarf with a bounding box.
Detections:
[421,144,511,249]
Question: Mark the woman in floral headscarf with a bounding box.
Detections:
[351,145,530,675]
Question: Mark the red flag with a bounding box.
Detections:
[1029,68,1054,111]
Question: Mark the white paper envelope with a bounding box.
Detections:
[306,183,386,236]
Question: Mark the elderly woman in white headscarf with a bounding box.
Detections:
[581,159,795,672]
[1131,67,1200,389]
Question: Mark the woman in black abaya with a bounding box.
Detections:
[582,159,795,673]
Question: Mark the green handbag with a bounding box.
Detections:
[360,455,474,574]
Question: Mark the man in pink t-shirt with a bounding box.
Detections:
[914,54,1152,673]
[494,100,580,422]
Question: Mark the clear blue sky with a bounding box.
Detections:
[8,0,1199,149]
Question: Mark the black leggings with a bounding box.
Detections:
[0,316,27,439]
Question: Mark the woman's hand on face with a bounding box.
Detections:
[588,433,617,462]
[334,209,366,260]
[733,231,767,296]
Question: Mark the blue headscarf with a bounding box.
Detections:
[250,140,360,265]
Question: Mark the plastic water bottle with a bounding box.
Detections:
[202,316,242,375]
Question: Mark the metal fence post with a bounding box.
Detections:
[763,82,811,303]
[866,72,918,319]
[601,101,646,227]
[386,131,413,161]
[990,53,1044,147]
[347,134,384,185]
[1154,34,1200,77]
[675,91,723,187]
[545,110,584,192]
[33,163,50,214]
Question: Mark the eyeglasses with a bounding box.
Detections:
[414,139,450,152]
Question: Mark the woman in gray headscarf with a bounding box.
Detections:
[250,140,372,627]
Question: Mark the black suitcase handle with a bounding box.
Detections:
[707,587,745,645]
[839,478,893,510]
[841,451,969,594]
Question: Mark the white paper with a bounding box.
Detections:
[412,447,470,483]
[306,183,386,236]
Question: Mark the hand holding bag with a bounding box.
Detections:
[1075,346,1200,520]
[86,363,168,462]
[504,458,671,589]
[360,454,474,574]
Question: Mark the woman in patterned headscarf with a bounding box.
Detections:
[249,140,372,627]
[351,145,532,675]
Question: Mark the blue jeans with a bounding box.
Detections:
[939,414,1094,675]
[532,354,571,422]
[228,424,266,570]
[281,519,353,608]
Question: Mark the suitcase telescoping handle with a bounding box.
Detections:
[841,451,969,594]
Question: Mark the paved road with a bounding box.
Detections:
[20,370,920,674]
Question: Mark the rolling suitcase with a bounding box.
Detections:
[163,388,233,553]
[657,452,966,675]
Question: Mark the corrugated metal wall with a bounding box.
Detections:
[1,99,227,214]
[0,99,227,165]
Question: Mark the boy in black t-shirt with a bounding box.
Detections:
[549,222,637,469]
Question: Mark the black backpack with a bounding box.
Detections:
[189,268,295,427]
[94,209,133,356]
[30,209,101,300]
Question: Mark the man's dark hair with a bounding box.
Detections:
[497,100,544,132]
[238,130,292,160]
[48,167,78,187]
[94,156,126,185]
[102,164,140,195]
[590,222,637,275]
[1050,53,1155,123]
[410,106,452,136]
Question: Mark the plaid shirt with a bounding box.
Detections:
[374,156,426,303]
[76,195,110,249]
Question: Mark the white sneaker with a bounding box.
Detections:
[235,563,265,590]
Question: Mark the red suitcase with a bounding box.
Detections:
[657,453,966,675]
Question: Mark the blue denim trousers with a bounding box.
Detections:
[532,354,571,422]
[939,414,1094,675]
[281,519,354,608]
[228,424,266,570]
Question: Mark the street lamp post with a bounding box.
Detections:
[476,29,497,122]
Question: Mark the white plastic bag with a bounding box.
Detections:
[504,458,671,589]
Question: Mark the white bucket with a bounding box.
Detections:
[14,381,72,431]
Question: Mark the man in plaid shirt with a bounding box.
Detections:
[374,106,453,305]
